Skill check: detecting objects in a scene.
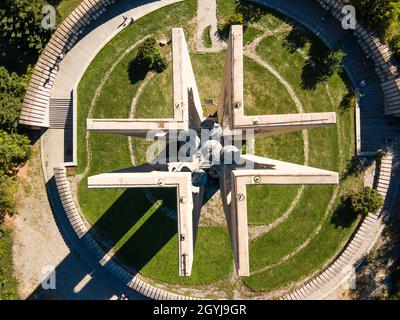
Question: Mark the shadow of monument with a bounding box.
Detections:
[27,176,180,300]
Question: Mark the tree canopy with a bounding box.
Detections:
[0,0,52,53]
[350,187,384,215]
[135,38,168,73]
[0,130,30,175]
[351,0,400,60]
[0,66,28,132]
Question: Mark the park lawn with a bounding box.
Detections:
[0,226,19,300]
[56,0,82,22]
[77,0,361,292]
[247,185,300,225]
[77,0,197,174]
[77,0,234,286]
[243,23,362,290]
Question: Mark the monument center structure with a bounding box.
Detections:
[86,26,339,277]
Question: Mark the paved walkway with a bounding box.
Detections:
[195,0,226,52]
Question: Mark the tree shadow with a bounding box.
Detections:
[127,57,149,85]
[330,196,357,229]
[217,0,266,41]
[282,27,345,91]
[235,0,265,25]
[283,26,311,53]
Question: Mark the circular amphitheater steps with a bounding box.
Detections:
[36,0,400,299]
[20,0,116,128]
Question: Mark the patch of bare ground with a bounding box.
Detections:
[199,191,226,227]
[11,140,69,299]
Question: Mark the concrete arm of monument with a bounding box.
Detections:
[235,154,339,185]
[231,111,337,137]
[86,118,185,137]
[222,154,338,277]
[85,28,205,138]
[218,25,337,137]
[172,28,204,130]
[88,171,195,276]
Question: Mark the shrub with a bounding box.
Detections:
[376,150,387,162]
[225,12,244,26]
[340,91,357,110]
[350,187,384,215]
[135,38,168,73]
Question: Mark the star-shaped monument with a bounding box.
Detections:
[86,26,338,277]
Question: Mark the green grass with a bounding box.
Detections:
[243,27,263,44]
[55,0,82,22]
[76,0,362,293]
[77,0,198,174]
[0,226,19,300]
[77,0,234,286]
[135,65,174,119]
[242,26,362,291]
[202,25,213,48]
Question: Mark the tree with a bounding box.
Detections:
[351,0,400,57]
[225,12,244,26]
[0,0,52,53]
[235,0,264,25]
[0,130,30,175]
[135,38,168,73]
[324,49,345,78]
[350,187,384,215]
[0,66,28,132]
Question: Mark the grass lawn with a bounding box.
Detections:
[78,0,234,286]
[243,24,362,290]
[55,0,82,22]
[0,226,19,300]
[76,0,362,294]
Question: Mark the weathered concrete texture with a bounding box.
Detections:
[88,170,196,276]
[87,28,204,136]
[218,25,336,138]
[218,26,339,277]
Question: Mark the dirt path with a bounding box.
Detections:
[195,0,226,52]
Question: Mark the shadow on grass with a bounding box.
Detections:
[217,0,266,41]
[283,26,345,91]
[330,197,357,229]
[28,178,179,300]
[283,27,311,54]
[127,58,149,85]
